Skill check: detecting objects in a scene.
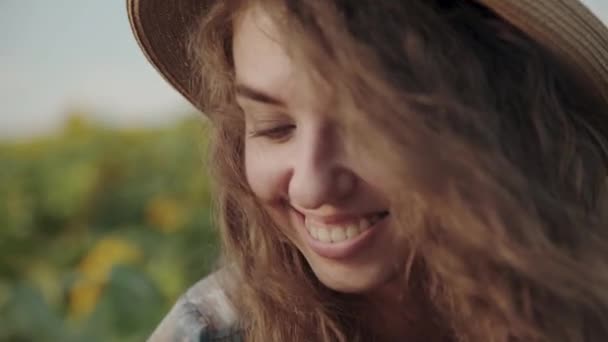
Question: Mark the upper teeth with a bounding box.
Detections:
[305,213,384,243]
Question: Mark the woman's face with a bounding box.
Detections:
[233,6,405,293]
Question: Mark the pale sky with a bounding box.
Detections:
[0,0,192,139]
[0,0,607,138]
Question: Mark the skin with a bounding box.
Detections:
[230,6,457,340]
[232,5,406,295]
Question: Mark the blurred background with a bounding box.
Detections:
[1,1,218,341]
[1,0,607,341]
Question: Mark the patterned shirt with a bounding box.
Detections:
[147,269,243,341]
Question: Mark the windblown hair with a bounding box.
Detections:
[189,0,608,341]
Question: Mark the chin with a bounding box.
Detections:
[308,260,396,294]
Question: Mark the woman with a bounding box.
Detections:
[128,0,608,341]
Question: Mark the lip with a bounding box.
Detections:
[292,209,389,260]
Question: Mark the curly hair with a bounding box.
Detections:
[189,0,608,341]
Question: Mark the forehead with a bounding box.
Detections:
[233,7,292,95]
[232,6,325,110]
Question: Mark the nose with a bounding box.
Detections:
[287,127,357,210]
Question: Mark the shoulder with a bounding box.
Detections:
[147,268,242,341]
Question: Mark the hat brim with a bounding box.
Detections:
[128,0,213,110]
[128,0,608,113]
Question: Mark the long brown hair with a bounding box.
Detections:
[189,0,608,341]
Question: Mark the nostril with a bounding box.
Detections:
[335,170,356,195]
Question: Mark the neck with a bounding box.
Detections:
[365,278,451,341]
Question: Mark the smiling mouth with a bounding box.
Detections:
[304,211,389,244]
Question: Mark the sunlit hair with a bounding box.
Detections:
[189,0,608,341]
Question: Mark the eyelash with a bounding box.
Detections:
[248,124,295,140]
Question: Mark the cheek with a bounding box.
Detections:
[368,169,396,201]
[353,154,396,196]
[245,144,298,244]
[244,143,288,201]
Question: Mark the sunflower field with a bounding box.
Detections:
[0,113,220,341]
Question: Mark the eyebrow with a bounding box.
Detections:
[235,83,286,107]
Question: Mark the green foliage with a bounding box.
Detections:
[0,115,219,341]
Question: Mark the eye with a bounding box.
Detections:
[248,124,296,141]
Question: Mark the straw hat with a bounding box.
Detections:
[127,0,608,112]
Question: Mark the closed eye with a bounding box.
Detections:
[248,124,296,141]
